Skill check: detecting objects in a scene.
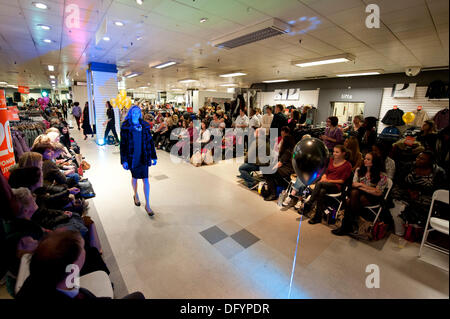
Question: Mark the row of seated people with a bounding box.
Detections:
[238,118,449,238]
[0,125,143,299]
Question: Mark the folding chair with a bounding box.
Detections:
[364,177,393,225]
[419,189,449,257]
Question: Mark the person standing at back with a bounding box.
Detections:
[72,102,82,130]
[104,101,119,146]
[261,106,274,135]
[270,104,288,137]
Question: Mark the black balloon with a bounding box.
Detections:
[292,137,329,186]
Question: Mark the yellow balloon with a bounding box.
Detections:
[402,112,415,124]
[120,89,126,98]
[125,99,131,108]
[110,98,116,107]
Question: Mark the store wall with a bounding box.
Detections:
[377,86,449,133]
[72,85,88,105]
[317,88,383,124]
[259,89,320,108]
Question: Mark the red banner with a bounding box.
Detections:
[7,106,19,121]
[0,102,16,177]
[0,89,5,108]
[18,86,29,94]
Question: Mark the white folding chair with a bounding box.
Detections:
[364,177,393,225]
[419,189,449,257]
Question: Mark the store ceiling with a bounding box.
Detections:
[0,0,448,92]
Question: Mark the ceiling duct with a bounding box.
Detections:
[211,18,290,49]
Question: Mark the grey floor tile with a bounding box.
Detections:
[200,226,228,245]
[217,220,243,236]
[214,237,245,259]
[231,229,260,249]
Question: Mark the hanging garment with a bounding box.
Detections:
[433,108,449,130]
[425,80,449,99]
[411,109,429,128]
[382,108,405,126]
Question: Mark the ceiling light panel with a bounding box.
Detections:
[219,72,246,77]
[262,79,289,83]
[152,61,177,69]
[336,70,383,77]
[292,54,355,67]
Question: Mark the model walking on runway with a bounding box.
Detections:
[120,105,157,216]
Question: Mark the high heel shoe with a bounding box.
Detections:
[145,206,154,216]
[133,195,141,206]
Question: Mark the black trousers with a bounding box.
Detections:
[306,182,340,221]
[104,121,119,142]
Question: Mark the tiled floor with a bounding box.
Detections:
[57,126,449,299]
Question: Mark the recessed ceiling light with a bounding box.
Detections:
[43,39,53,43]
[219,83,238,87]
[136,0,143,5]
[336,70,383,77]
[33,2,48,10]
[152,61,177,69]
[200,18,208,23]
[37,24,51,30]
[219,72,246,77]
[262,79,289,83]
[49,75,55,79]
[114,21,124,27]
[103,36,110,41]
[48,65,54,71]
[136,36,143,41]
[292,54,354,67]
[206,89,217,92]
[126,73,139,78]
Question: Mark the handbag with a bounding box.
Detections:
[81,160,91,170]
[79,179,96,199]
[372,221,388,241]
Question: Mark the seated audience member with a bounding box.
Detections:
[262,126,296,201]
[32,142,78,187]
[16,230,144,299]
[301,145,353,224]
[435,126,449,176]
[416,120,438,151]
[360,117,378,154]
[299,106,311,126]
[195,121,212,150]
[53,142,80,184]
[238,128,271,189]
[282,134,312,209]
[321,116,343,154]
[332,152,388,236]
[391,151,447,227]
[344,136,363,171]
[372,142,396,180]
[343,115,365,144]
[31,134,51,149]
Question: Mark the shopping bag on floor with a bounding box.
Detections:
[202,149,214,165]
[79,179,96,199]
[190,151,202,167]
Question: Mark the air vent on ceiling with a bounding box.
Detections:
[211,18,290,49]
[304,75,328,79]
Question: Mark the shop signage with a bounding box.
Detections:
[7,106,19,121]
[18,86,30,94]
[341,94,353,99]
[0,90,16,177]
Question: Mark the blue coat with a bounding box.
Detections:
[120,119,157,166]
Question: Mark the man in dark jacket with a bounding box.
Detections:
[270,104,288,137]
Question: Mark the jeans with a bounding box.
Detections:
[66,172,80,186]
[238,163,260,187]
[292,177,306,193]
[104,121,119,142]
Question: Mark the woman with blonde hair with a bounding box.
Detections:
[344,136,363,171]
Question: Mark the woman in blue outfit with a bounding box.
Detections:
[120,106,157,216]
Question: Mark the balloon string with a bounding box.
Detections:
[288,214,303,299]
